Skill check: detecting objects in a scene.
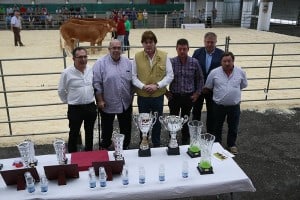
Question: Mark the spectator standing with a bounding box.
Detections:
[166,39,204,144]
[58,47,97,153]
[132,31,174,147]
[203,52,248,155]
[137,10,143,28]
[192,32,224,133]
[179,9,184,27]
[93,40,133,150]
[171,10,178,28]
[11,10,24,46]
[142,9,148,28]
[116,16,126,53]
[130,7,137,28]
[124,15,131,51]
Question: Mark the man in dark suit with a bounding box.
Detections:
[192,32,224,134]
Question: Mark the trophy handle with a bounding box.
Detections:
[158,115,168,130]
[133,114,138,127]
[151,112,158,128]
[182,115,189,125]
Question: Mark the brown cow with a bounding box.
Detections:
[64,18,116,49]
[60,21,113,54]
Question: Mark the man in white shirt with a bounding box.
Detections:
[11,10,24,46]
[58,47,97,153]
[204,52,248,155]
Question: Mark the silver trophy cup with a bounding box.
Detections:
[133,112,157,157]
[159,115,189,155]
[25,139,38,166]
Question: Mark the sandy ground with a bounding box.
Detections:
[0,28,300,147]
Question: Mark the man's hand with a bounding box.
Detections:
[165,90,173,100]
[97,100,106,110]
[190,92,200,102]
[143,84,159,94]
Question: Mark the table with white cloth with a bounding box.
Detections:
[0,143,255,200]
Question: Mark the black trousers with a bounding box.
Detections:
[100,105,132,149]
[192,92,214,134]
[213,102,240,148]
[67,103,97,153]
[12,27,23,46]
[168,93,194,145]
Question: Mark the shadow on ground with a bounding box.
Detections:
[1,108,299,200]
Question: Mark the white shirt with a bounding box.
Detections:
[205,66,248,106]
[58,65,95,105]
[11,16,22,28]
[132,53,174,89]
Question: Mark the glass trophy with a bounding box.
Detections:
[159,115,189,155]
[53,138,68,165]
[112,131,125,161]
[25,139,38,166]
[197,133,215,174]
[17,141,31,168]
[187,120,203,158]
[133,112,157,157]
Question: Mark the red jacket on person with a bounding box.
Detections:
[117,19,126,36]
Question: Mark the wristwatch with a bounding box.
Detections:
[156,83,160,89]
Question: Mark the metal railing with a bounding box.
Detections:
[0,40,299,138]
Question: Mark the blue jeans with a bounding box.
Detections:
[137,95,164,147]
[212,102,240,148]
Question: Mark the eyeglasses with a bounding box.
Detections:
[74,55,88,59]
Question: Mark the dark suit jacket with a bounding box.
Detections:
[192,47,224,82]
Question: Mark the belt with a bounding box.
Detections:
[213,101,240,107]
[172,92,193,97]
[68,102,95,108]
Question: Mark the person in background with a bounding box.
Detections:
[203,52,248,155]
[93,39,133,150]
[116,15,126,52]
[11,10,24,46]
[132,30,174,147]
[166,38,204,144]
[124,15,131,51]
[58,47,97,153]
[137,10,143,28]
[192,32,224,133]
[142,9,148,28]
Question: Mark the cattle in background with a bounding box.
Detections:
[60,18,115,54]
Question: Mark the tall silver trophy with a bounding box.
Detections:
[159,115,189,155]
[133,112,157,157]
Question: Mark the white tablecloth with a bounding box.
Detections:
[0,143,255,200]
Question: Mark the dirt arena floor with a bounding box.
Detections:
[0,27,300,199]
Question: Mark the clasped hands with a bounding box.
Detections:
[143,83,159,94]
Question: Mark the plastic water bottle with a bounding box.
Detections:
[88,167,96,188]
[99,167,107,187]
[24,172,35,193]
[122,165,129,185]
[139,166,145,184]
[158,164,165,182]
[40,174,48,193]
[182,161,189,178]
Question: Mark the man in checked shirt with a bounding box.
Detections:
[166,38,204,145]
